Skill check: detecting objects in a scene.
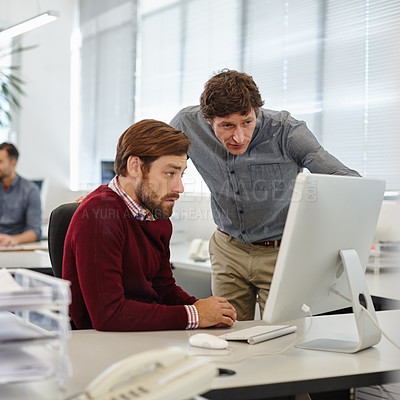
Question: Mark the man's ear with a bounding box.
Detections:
[126,156,143,178]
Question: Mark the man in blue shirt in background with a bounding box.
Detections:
[0,142,41,247]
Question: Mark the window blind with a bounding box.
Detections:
[72,0,137,189]
[75,0,400,191]
[322,0,400,189]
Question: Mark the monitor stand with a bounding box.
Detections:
[296,249,382,353]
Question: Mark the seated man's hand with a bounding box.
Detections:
[194,296,237,328]
[0,234,17,247]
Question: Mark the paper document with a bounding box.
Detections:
[0,268,23,292]
[0,347,54,384]
[0,268,53,309]
[0,312,56,344]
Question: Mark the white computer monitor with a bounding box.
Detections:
[263,173,386,353]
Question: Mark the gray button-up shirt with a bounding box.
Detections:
[171,106,359,243]
[0,174,42,239]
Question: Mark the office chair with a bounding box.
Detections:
[48,202,80,331]
[47,203,79,278]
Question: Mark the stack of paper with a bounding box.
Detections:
[0,269,53,309]
[0,312,56,344]
[0,347,54,384]
[0,268,71,386]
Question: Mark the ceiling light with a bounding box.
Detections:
[0,10,59,41]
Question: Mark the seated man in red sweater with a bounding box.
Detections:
[63,119,236,331]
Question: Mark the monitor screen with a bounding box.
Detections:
[101,161,115,185]
[263,173,386,353]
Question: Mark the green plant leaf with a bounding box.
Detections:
[1,83,9,96]
[8,74,25,84]
[0,43,35,127]
[10,94,21,108]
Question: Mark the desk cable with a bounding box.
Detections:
[330,287,400,351]
[377,385,398,400]
[262,303,314,355]
[356,306,400,351]
[374,385,398,400]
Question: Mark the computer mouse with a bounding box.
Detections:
[189,333,229,350]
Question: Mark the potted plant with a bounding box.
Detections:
[0,44,32,128]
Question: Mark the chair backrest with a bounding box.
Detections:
[48,203,80,278]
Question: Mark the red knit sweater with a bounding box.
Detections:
[63,186,196,331]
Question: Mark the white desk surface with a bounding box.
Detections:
[0,241,50,270]
[1,310,400,400]
[0,252,51,270]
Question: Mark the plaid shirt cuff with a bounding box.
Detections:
[185,305,199,329]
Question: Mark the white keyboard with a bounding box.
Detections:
[219,324,297,345]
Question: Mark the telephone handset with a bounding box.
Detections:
[67,347,217,400]
[188,239,210,262]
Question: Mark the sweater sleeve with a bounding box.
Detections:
[64,193,192,332]
[152,242,197,306]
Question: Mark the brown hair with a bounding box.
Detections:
[114,119,190,176]
[0,142,19,160]
[200,69,264,121]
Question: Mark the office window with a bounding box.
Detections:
[180,0,240,106]
[136,2,181,122]
[243,0,321,133]
[136,0,241,194]
[71,0,137,190]
[74,0,400,191]
[322,0,400,188]
[136,0,240,122]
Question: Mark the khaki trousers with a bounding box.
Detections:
[209,229,279,321]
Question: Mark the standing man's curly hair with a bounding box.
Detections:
[200,69,264,121]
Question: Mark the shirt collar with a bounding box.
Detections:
[108,175,154,221]
[1,174,19,191]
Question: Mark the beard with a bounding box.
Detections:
[0,168,10,181]
[135,178,179,219]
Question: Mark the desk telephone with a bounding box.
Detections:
[67,347,217,400]
[188,239,210,261]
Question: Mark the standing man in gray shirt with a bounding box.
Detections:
[0,142,41,247]
[170,69,359,321]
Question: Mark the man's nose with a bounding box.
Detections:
[174,176,185,194]
[232,127,245,143]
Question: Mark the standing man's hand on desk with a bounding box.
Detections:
[194,296,237,328]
